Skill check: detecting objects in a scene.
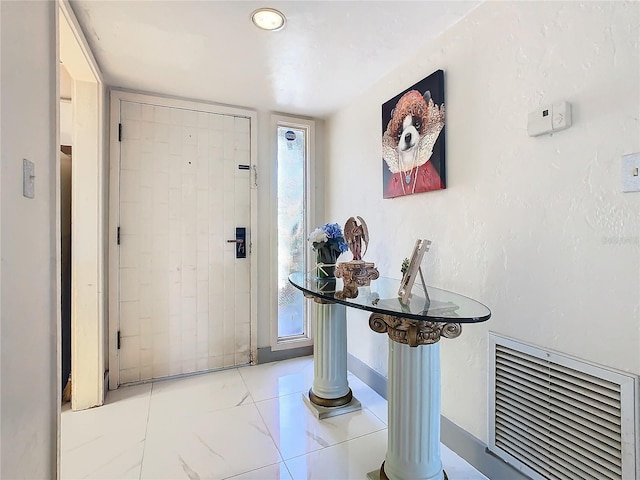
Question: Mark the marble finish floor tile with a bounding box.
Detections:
[347,372,388,425]
[148,367,252,420]
[238,356,314,402]
[141,403,282,480]
[285,430,388,480]
[256,391,386,460]
[224,462,293,480]
[61,357,489,480]
[61,383,152,480]
[63,439,144,480]
[62,383,152,449]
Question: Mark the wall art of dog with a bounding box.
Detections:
[382,69,445,199]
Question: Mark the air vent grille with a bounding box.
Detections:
[488,334,638,480]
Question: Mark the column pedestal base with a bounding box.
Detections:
[302,389,362,419]
[366,463,448,480]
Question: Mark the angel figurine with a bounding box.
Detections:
[344,216,369,261]
[335,216,379,295]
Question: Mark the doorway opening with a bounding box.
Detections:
[60,144,72,401]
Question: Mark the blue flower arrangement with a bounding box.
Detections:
[308,223,348,276]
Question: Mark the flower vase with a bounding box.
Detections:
[315,250,337,292]
[316,252,336,279]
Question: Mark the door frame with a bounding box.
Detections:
[269,115,316,350]
[108,90,259,388]
[59,0,106,411]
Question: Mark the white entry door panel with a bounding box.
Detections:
[117,100,251,383]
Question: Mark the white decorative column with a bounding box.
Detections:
[303,297,361,418]
[385,341,443,480]
[368,313,462,480]
[312,301,350,399]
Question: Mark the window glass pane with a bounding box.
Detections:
[277,126,306,338]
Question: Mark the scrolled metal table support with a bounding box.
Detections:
[368,314,462,347]
[367,313,461,480]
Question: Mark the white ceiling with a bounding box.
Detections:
[70,1,480,118]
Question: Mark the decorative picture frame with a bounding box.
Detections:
[382,69,446,199]
[398,239,431,304]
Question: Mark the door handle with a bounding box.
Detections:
[229,227,247,258]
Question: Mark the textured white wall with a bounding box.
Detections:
[1,1,59,477]
[326,1,640,442]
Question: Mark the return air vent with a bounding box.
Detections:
[488,333,638,480]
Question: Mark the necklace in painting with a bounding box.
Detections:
[400,148,419,195]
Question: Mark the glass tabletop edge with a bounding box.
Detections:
[288,275,491,324]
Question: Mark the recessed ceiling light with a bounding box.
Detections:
[251,8,286,31]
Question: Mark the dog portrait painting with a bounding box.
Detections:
[382,70,445,199]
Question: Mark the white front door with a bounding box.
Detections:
[115,99,251,383]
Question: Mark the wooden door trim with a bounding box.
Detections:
[59,0,107,410]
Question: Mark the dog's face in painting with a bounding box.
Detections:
[388,90,432,168]
[398,114,422,157]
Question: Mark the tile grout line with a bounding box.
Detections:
[64,357,487,480]
[235,366,291,475]
[138,382,155,480]
[274,396,388,464]
[239,363,319,478]
[281,428,388,463]
[282,459,296,480]
[219,460,289,480]
[241,372,289,469]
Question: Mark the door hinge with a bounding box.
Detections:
[118,123,122,142]
[252,165,258,187]
[117,226,121,245]
[117,330,121,350]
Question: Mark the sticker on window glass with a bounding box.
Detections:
[285,130,296,141]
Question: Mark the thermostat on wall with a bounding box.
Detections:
[527,101,572,137]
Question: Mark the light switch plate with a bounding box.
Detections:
[23,159,35,198]
[622,153,640,193]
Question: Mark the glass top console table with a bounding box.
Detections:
[289,273,491,480]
